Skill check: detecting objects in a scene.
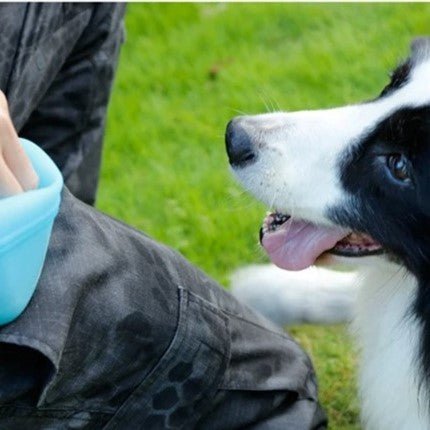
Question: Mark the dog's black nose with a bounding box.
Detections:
[225,119,256,167]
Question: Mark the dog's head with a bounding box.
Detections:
[226,38,430,276]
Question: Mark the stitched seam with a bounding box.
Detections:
[217,308,299,344]
[185,289,298,343]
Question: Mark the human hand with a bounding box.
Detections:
[0,91,38,196]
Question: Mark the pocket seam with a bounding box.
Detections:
[103,285,230,429]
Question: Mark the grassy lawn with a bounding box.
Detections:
[98,4,429,428]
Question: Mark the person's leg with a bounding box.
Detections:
[18,4,125,205]
[0,189,326,428]
[126,226,327,429]
[56,191,327,429]
[140,259,328,430]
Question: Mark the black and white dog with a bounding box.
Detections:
[225,38,430,430]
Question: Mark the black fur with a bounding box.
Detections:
[330,101,430,394]
[380,61,412,98]
[332,105,430,273]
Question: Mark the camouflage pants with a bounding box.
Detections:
[0,3,125,205]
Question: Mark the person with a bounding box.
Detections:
[0,4,327,429]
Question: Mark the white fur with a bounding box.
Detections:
[231,264,357,325]
[354,262,426,430]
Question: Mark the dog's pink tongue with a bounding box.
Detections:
[262,218,348,271]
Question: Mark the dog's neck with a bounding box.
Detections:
[354,263,429,430]
[413,275,430,402]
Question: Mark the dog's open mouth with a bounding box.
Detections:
[260,212,383,271]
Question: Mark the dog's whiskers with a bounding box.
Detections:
[228,107,250,116]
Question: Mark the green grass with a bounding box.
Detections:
[98,4,429,428]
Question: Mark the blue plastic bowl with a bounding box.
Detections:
[0,139,63,325]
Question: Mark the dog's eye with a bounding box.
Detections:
[386,154,411,184]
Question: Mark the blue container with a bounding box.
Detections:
[0,139,63,325]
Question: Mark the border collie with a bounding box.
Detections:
[225,38,430,430]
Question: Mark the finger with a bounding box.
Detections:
[3,132,39,191]
[0,91,8,112]
[0,118,39,191]
[0,157,23,197]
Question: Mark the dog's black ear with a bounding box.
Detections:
[410,37,430,62]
